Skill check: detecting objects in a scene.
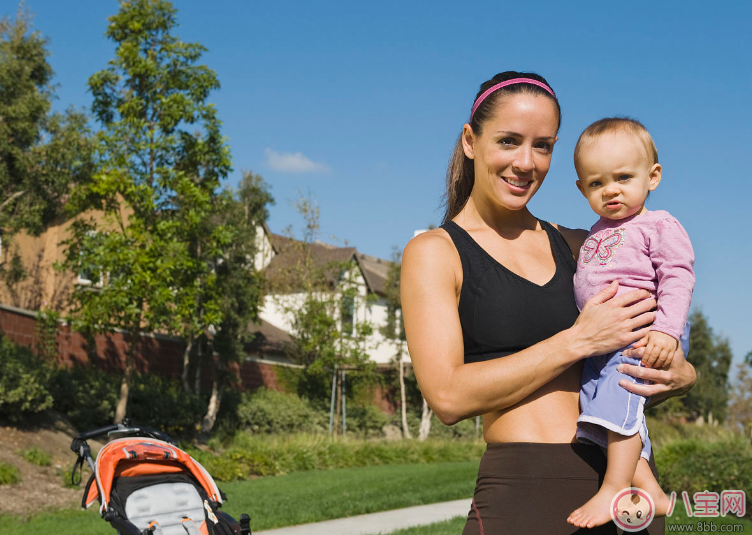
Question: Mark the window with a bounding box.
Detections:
[77,231,103,286]
[77,263,102,286]
[341,295,355,335]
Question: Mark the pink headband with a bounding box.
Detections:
[470,78,556,120]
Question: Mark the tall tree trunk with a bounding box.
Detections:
[114,366,131,424]
[399,354,411,439]
[114,325,139,423]
[181,337,194,393]
[333,370,342,436]
[418,397,433,441]
[201,351,224,434]
[194,339,203,394]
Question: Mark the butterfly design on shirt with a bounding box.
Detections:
[579,228,626,266]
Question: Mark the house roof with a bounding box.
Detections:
[264,232,394,295]
[357,253,393,295]
[245,319,293,355]
[263,223,393,295]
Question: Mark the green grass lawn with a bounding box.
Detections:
[0,461,479,534]
[221,461,477,530]
[2,459,749,535]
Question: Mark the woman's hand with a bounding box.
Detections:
[570,281,657,359]
[619,343,696,403]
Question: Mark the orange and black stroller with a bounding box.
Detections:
[70,422,251,535]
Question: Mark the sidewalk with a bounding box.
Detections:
[253,498,471,535]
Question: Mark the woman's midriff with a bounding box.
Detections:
[482,362,584,444]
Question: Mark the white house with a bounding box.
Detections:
[249,224,408,367]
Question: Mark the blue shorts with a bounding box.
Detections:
[576,323,691,460]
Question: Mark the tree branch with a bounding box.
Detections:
[0,190,26,212]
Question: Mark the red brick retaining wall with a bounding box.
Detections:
[0,304,282,391]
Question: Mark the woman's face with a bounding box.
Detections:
[463,93,559,213]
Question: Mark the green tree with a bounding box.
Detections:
[380,248,411,438]
[62,0,231,423]
[728,359,752,438]
[680,309,732,423]
[271,195,376,435]
[198,170,273,433]
[0,7,93,300]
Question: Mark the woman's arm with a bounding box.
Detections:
[618,347,696,405]
[401,230,656,426]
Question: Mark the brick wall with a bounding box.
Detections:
[0,303,282,391]
[0,304,405,410]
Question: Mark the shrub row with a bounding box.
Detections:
[656,433,752,516]
[0,337,53,421]
[50,367,204,436]
[1,333,468,440]
[188,433,487,481]
[0,335,203,436]
[234,387,481,440]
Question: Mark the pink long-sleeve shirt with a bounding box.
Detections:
[573,210,695,341]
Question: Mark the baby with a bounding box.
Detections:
[566,117,694,529]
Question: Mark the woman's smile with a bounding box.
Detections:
[501,175,533,191]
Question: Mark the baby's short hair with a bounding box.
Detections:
[574,117,659,168]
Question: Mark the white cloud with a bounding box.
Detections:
[265,148,329,174]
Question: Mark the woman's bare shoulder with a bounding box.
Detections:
[402,228,460,289]
[551,223,589,258]
[403,227,456,263]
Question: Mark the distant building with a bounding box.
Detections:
[251,224,407,367]
[0,216,408,372]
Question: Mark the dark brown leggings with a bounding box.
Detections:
[462,442,665,535]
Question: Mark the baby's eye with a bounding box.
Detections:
[618,174,631,181]
[590,181,602,188]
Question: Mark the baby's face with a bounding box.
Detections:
[575,132,661,220]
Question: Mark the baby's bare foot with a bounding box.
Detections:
[567,485,619,529]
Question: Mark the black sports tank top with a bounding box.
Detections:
[441,220,580,363]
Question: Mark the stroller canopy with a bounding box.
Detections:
[86,437,222,512]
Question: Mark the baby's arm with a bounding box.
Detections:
[647,216,695,366]
[642,330,679,368]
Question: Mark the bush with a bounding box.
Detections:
[647,416,739,448]
[395,410,481,440]
[347,404,391,437]
[188,432,486,481]
[429,416,479,439]
[18,447,51,466]
[0,461,21,485]
[0,336,53,421]
[49,365,119,431]
[656,434,752,516]
[237,388,326,434]
[128,372,204,438]
[50,365,203,437]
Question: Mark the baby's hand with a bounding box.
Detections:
[641,331,679,368]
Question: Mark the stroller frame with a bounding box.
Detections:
[71,421,251,535]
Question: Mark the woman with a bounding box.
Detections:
[400,71,696,535]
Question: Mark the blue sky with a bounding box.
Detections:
[12,0,752,367]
